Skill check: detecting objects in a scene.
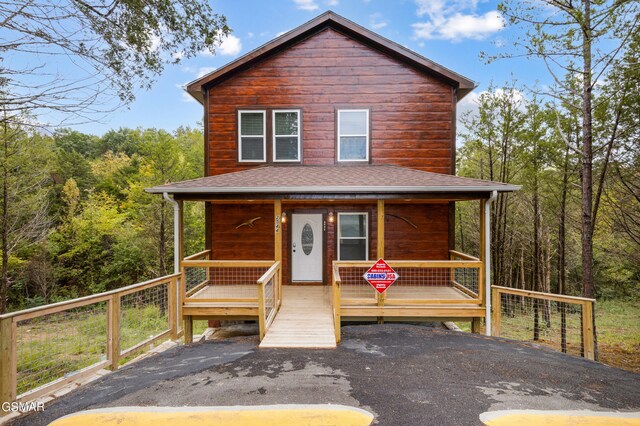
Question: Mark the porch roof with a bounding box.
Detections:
[146,165,520,196]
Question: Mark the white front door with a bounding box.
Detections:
[291,214,323,282]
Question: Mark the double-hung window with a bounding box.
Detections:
[337,109,369,162]
[273,110,301,162]
[238,110,266,162]
[337,213,368,260]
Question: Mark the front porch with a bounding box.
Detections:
[147,165,518,347]
[178,244,487,347]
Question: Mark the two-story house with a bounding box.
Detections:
[148,12,518,348]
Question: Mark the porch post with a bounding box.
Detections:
[483,191,497,336]
[164,192,183,341]
[377,200,384,258]
[376,200,385,323]
[274,199,282,263]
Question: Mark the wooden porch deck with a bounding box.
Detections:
[259,287,336,348]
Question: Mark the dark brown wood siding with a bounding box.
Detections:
[206,27,454,176]
[384,203,449,261]
[211,204,275,260]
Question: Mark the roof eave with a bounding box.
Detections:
[147,185,521,195]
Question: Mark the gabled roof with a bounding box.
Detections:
[147,165,519,195]
[186,11,476,103]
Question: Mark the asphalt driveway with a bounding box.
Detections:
[10,324,640,425]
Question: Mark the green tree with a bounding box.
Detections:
[494,0,640,298]
[0,0,229,120]
[0,115,53,313]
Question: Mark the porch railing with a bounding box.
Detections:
[257,261,282,340]
[492,286,596,360]
[181,260,273,304]
[335,257,483,307]
[180,258,281,340]
[0,274,179,405]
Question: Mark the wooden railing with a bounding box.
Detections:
[492,286,596,360]
[257,261,282,340]
[332,263,342,344]
[181,260,274,305]
[0,274,179,406]
[449,250,483,304]
[332,256,485,342]
[335,259,483,307]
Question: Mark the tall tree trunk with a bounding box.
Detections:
[543,230,552,327]
[581,0,595,299]
[1,119,8,314]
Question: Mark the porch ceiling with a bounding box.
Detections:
[146,165,519,198]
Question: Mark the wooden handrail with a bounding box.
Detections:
[332,262,342,344]
[257,261,281,285]
[181,260,275,268]
[1,272,181,405]
[492,285,595,360]
[492,286,596,303]
[449,250,480,261]
[332,263,342,285]
[0,273,181,321]
[183,250,211,261]
[334,260,482,268]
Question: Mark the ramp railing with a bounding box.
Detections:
[0,274,179,406]
[492,286,596,360]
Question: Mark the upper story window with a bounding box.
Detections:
[337,109,369,162]
[238,110,266,162]
[273,110,301,162]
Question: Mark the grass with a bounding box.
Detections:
[16,304,169,395]
[595,300,640,373]
[457,299,640,373]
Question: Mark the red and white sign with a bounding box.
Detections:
[363,259,399,294]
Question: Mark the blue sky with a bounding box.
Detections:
[71,0,546,135]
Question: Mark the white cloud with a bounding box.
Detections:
[197,67,217,78]
[218,34,242,56]
[412,0,504,42]
[326,0,339,5]
[369,13,388,30]
[293,0,319,10]
[202,31,242,57]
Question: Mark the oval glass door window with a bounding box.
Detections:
[301,223,314,255]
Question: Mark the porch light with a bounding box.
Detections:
[281,212,287,223]
[328,211,335,223]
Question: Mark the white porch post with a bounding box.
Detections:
[164,192,183,338]
[484,190,497,336]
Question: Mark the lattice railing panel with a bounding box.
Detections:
[119,283,170,354]
[15,302,108,395]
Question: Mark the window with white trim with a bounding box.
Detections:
[337,212,368,260]
[337,109,369,162]
[238,110,266,162]
[273,110,301,162]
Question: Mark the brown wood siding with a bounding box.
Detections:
[211,204,275,260]
[384,203,449,260]
[207,201,448,284]
[206,28,453,176]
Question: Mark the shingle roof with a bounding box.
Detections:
[186,11,476,103]
[146,165,520,195]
